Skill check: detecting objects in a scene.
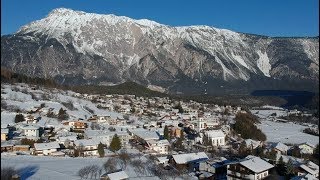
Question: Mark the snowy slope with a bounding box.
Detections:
[1,83,122,126]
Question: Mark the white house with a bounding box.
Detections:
[205,130,225,146]
[21,125,40,138]
[74,139,100,156]
[146,139,170,154]
[227,155,274,180]
[34,142,61,156]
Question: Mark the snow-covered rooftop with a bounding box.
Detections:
[131,129,159,141]
[244,139,261,149]
[273,142,289,152]
[74,139,100,147]
[34,142,60,151]
[239,155,274,173]
[57,136,78,142]
[105,170,129,180]
[21,125,40,130]
[172,152,209,164]
[299,164,318,176]
[206,130,225,138]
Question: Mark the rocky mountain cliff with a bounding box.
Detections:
[1,8,319,95]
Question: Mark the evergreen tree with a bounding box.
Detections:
[277,156,286,175]
[58,108,69,120]
[163,125,169,140]
[254,146,264,157]
[268,148,277,162]
[313,144,319,159]
[202,133,211,146]
[174,102,184,113]
[180,130,184,140]
[291,146,301,158]
[14,114,25,123]
[98,142,105,157]
[109,134,121,152]
[238,141,248,157]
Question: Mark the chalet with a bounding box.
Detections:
[34,142,61,156]
[21,125,40,139]
[272,142,289,155]
[296,161,319,178]
[63,120,88,130]
[1,128,9,141]
[171,152,209,171]
[227,155,274,180]
[199,157,230,179]
[57,136,78,148]
[13,145,30,152]
[146,139,170,154]
[74,139,100,156]
[298,161,319,178]
[197,118,220,132]
[119,105,131,114]
[97,115,112,123]
[1,142,14,152]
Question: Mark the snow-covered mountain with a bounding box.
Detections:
[1,8,319,94]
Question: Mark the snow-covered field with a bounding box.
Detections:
[258,120,319,145]
[250,109,288,119]
[1,155,160,180]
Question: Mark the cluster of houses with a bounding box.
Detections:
[1,89,319,179]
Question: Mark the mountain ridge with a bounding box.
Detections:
[1,8,319,95]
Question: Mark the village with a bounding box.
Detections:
[1,83,319,180]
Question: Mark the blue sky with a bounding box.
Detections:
[1,0,319,37]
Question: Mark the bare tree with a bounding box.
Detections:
[103,158,117,173]
[118,150,131,169]
[130,159,145,175]
[78,165,101,179]
[78,166,88,179]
